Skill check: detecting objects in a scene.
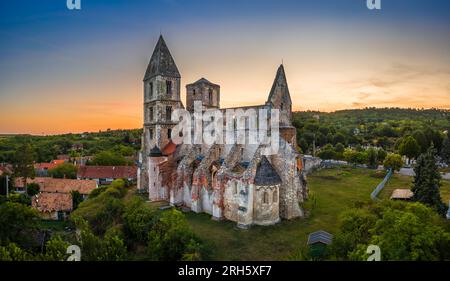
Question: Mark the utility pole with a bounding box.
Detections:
[5,175,9,197]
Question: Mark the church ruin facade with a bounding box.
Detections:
[137,35,308,228]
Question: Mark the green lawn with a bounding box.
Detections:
[179,167,450,260]
[183,167,390,260]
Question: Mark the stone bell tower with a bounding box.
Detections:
[139,35,183,191]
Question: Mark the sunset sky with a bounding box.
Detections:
[1,0,449,135]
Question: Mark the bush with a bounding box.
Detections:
[147,209,203,261]
[383,153,403,171]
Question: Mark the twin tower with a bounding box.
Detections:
[138,35,297,191]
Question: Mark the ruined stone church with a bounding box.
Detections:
[138,35,308,228]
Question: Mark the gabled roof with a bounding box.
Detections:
[14,177,97,195]
[77,166,137,180]
[254,156,282,186]
[307,230,333,245]
[267,64,292,104]
[187,77,220,87]
[143,35,181,81]
[32,192,73,213]
[149,146,163,157]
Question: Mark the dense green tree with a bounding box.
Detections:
[122,197,156,244]
[71,190,83,210]
[334,143,345,153]
[399,136,421,160]
[317,144,336,160]
[75,219,127,261]
[0,202,39,246]
[48,163,77,179]
[43,235,70,261]
[13,142,35,193]
[377,149,387,162]
[147,209,203,261]
[383,153,403,171]
[0,243,35,261]
[26,183,40,197]
[412,130,428,153]
[347,202,450,261]
[366,148,378,168]
[331,209,377,260]
[91,151,128,166]
[441,136,450,164]
[412,147,446,214]
[332,133,346,145]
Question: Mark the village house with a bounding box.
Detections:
[34,159,65,177]
[14,177,97,220]
[77,165,138,185]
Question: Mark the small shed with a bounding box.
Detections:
[307,230,333,260]
[390,189,414,200]
[307,230,333,246]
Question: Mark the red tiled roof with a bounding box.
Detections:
[34,159,66,170]
[32,192,72,212]
[77,166,137,179]
[14,177,97,195]
[162,140,177,156]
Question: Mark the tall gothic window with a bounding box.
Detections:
[208,89,213,104]
[166,106,172,121]
[273,190,278,203]
[149,82,153,99]
[149,129,153,139]
[263,192,269,204]
[168,128,172,139]
[149,107,154,121]
[166,80,172,96]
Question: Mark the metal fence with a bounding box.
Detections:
[370,168,393,201]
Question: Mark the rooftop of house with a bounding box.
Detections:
[77,165,137,179]
[14,177,97,195]
[32,192,73,213]
[34,159,66,170]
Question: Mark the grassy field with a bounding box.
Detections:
[380,171,450,203]
[180,167,450,260]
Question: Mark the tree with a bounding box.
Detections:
[347,202,450,261]
[91,151,128,166]
[0,202,39,246]
[26,183,40,197]
[71,190,83,210]
[411,147,446,214]
[441,136,450,164]
[383,153,403,171]
[317,144,336,160]
[43,235,70,261]
[147,209,203,261]
[333,133,347,145]
[399,136,420,161]
[74,218,127,261]
[13,142,35,194]
[48,163,77,179]
[366,148,378,168]
[122,197,156,244]
[412,130,428,153]
[377,148,387,162]
[334,143,345,153]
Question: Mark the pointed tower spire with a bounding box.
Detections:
[144,35,181,81]
[267,64,291,105]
